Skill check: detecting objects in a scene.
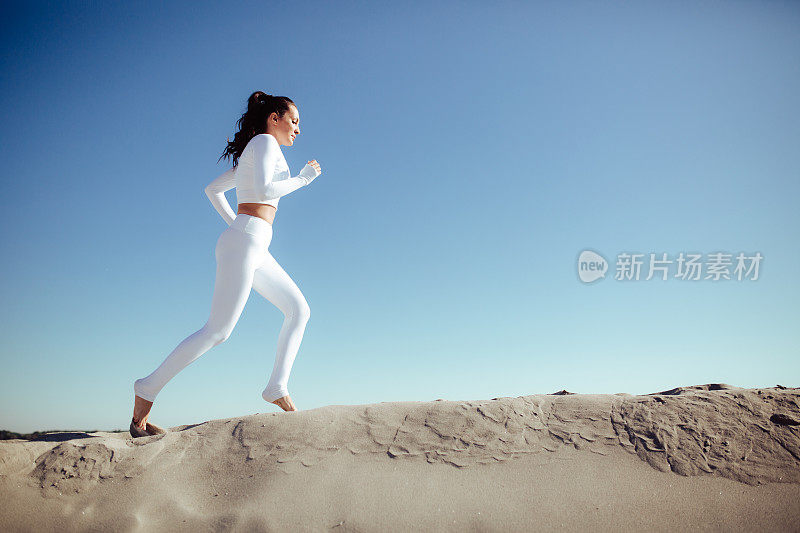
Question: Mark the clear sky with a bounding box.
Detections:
[1,1,797,433]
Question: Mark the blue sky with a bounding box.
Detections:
[1,1,797,433]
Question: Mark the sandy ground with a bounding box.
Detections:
[1,383,798,531]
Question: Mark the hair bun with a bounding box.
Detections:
[251,91,268,105]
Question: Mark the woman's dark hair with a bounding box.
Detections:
[218,91,296,168]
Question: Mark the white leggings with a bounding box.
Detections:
[134,214,310,403]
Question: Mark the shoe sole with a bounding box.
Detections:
[130,419,168,438]
[130,420,150,438]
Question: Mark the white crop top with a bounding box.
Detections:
[204,133,320,225]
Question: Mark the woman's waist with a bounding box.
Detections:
[237,202,276,225]
[229,212,274,240]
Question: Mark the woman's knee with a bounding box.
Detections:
[287,299,311,323]
[203,323,233,346]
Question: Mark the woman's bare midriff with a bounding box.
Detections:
[238,203,276,225]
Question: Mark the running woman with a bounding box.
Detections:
[130,91,322,437]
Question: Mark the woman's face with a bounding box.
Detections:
[267,105,300,146]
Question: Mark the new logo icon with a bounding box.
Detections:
[578,250,607,283]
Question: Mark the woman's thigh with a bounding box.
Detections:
[206,229,265,335]
[251,251,310,318]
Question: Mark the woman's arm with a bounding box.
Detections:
[204,167,237,225]
[253,134,320,200]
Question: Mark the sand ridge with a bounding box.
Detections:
[1,383,798,530]
[4,384,800,493]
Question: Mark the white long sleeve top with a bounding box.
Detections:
[204,133,320,225]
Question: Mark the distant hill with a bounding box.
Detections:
[0,429,125,440]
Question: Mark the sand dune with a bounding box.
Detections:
[1,383,798,531]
